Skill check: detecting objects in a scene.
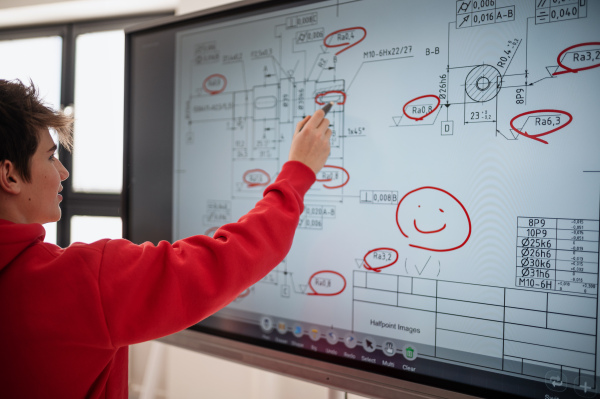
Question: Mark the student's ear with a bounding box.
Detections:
[0,160,22,195]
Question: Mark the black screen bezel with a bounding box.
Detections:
[123,1,597,398]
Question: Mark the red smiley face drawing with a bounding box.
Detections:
[396,187,471,252]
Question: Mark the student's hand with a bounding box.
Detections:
[288,109,332,174]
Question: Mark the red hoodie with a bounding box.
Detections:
[0,161,314,398]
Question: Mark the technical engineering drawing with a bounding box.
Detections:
[172,0,600,392]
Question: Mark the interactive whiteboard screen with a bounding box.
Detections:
[131,0,600,397]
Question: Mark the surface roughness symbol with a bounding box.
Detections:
[363,248,399,273]
[510,109,573,144]
[553,42,600,75]
[243,169,271,188]
[307,270,347,296]
[324,27,367,56]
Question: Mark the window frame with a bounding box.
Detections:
[0,13,172,246]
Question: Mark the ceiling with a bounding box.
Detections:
[0,0,81,8]
[0,0,177,28]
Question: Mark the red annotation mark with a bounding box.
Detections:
[402,95,441,121]
[307,270,346,296]
[396,186,472,252]
[510,109,573,144]
[414,217,446,234]
[363,248,399,273]
[553,42,600,75]
[315,90,347,105]
[243,169,271,188]
[202,74,227,95]
[316,165,349,189]
[324,27,367,56]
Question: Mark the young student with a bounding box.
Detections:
[0,79,332,398]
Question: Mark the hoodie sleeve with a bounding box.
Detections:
[97,161,315,347]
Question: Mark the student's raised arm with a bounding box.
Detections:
[288,107,332,174]
[96,107,333,346]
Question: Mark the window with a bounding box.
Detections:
[0,31,64,244]
[72,29,125,194]
[0,15,169,247]
[70,216,122,244]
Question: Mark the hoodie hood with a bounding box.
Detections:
[0,219,46,270]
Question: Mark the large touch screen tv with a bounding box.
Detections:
[124,1,600,397]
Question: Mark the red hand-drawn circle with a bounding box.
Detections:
[363,248,399,273]
[316,165,349,189]
[307,270,347,296]
[396,186,471,252]
[243,169,271,188]
[510,109,573,144]
[402,95,441,121]
[553,42,600,75]
[315,90,346,105]
[324,27,367,56]
[202,73,227,95]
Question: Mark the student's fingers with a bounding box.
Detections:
[317,117,331,136]
[295,108,325,135]
[305,108,326,130]
[294,115,311,135]
[289,131,330,173]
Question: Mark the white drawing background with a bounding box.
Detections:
[173,0,600,378]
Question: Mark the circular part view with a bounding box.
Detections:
[465,64,501,102]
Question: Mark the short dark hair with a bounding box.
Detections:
[0,79,73,182]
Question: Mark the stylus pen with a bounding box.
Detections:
[300,102,334,132]
[321,101,334,116]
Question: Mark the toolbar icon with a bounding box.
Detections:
[363,336,376,353]
[402,344,418,361]
[344,333,357,349]
[277,321,287,335]
[382,340,397,357]
[326,330,338,345]
[293,324,303,338]
[260,316,273,333]
[309,328,320,341]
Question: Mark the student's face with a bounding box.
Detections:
[19,130,69,224]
